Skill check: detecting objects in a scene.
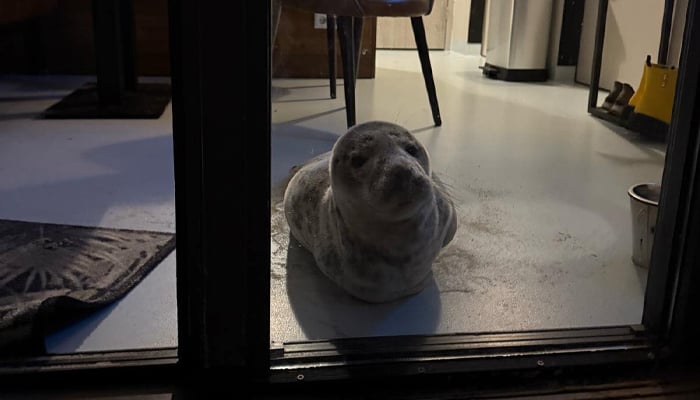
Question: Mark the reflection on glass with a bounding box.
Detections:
[270,1,679,343]
[0,1,176,356]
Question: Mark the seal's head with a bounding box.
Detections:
[330,121,433,221]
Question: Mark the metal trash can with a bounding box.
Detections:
[481,0,554,82]
[628,183,661,268]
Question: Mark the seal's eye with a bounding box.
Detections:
[351,155,368,169]
[405,144,419,157]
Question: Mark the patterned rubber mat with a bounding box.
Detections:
[0,219,175,354]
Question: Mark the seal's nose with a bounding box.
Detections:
[386,164,428,195]
[390,165,412,184]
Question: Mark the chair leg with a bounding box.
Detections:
[326,15,336,99]
[411,17,442,127]
[337,16,356,128]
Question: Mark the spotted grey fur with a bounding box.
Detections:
[283,121,457,303]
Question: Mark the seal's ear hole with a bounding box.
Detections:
[405,144,419,157]
[351,155,368,169]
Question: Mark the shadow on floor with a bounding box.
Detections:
[285,234,442,340]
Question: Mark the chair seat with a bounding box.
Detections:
[282,0,433,17]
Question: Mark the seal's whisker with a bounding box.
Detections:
[432,172,458,205]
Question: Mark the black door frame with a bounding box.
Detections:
[2,0,700,388]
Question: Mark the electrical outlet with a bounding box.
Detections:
[314,13,327,29]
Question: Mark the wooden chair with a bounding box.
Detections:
[272,0,441,128]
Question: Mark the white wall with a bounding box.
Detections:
[448,0,471,44]
[576,0,665,91]
[668,0,688,67]
[447,0,476,54]
[576,0,597,85]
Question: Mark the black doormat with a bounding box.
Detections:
[41,82,171,119]
[0,219,176,355]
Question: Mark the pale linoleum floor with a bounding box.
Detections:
[0,49,666,352]
[270,50,666,343]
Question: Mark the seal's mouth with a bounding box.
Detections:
[380,194,432,221]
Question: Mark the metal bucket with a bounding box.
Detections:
[628,183,661,268]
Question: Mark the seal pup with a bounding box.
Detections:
[283,121,457,303]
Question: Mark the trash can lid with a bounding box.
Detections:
[628,183,661,206]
